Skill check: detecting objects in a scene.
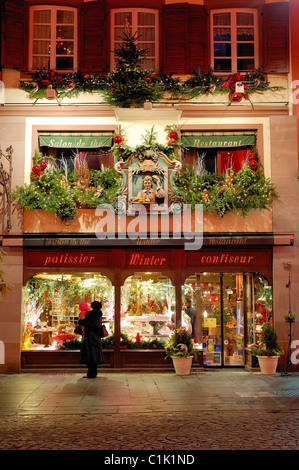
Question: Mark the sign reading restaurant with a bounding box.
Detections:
[181,134,256,148]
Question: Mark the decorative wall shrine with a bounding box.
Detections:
[114,147,183,213]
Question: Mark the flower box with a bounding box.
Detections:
[23,208,272,234]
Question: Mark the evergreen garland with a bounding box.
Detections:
[19,21,283,107]
[173,152,278,218]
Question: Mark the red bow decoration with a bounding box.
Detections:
[221,73,248,102]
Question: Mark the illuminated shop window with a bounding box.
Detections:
[183,273,273,367]
[111,8,159,70]
[22,273,114,351]
[211,9,258,73]
[121,273,175,347]
[183,273,245,367]
[246,274,273,345]
[29,5,78,71]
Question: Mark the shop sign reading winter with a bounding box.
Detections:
[128,252,169,267]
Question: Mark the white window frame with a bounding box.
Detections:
[29,5,78,72]
[210,8,258,74]
[110,8,159,70]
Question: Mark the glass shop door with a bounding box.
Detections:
[184,273,245,367]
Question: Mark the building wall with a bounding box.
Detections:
[271,116,299,356]
[0,0,298,372]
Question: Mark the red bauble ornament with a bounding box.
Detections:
[249,161,258,171]
[114,135,123,144]
[40,161,47,170]
[169,131,178,140]
[145,76,152,83]
[32,165,41,176]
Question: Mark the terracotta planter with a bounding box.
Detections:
[23,208,272,234]
[171,356,193,376]
[257,356,279,375]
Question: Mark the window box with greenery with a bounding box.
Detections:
[12,151,123,222]
[173,148,278,219]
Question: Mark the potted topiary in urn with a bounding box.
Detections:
[248,322,284,375]
[165,326,194,375]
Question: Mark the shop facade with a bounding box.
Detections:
[19,236,277,370]
[0,0,298,373]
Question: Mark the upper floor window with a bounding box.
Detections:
[111,8,159,70]
[29,5,77,72]
[211,9,258,74]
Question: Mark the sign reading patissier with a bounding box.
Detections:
[25,250,110,268]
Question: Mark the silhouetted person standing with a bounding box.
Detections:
[78,301,104,378]
[185,297,197,339]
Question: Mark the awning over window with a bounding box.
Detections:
[182,133,256,148]
[38,134,113,149]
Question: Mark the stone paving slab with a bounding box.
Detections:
[0,371,298,451]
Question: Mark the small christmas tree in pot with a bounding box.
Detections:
[165,326,194,376]
[248,322,284,375]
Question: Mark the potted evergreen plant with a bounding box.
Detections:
[283,312,296,323]
[248,322,283,375]
[165,326,194,375]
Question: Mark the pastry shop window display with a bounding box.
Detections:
[22,273,114,351]
[121,273,175,347]
[246,274,273,346]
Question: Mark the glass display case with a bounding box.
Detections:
[121,273,176,345]
[22,272,114,350]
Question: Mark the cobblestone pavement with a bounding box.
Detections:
[0,370,298,452]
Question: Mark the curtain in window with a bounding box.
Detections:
[217,149,248,173]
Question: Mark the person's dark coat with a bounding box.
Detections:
[185,303,197,339]
[78,301,104,365]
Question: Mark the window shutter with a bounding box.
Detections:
[162,3,188,74]
[188,5,207,74]
[80,0,106,72]
[1,0,25,70]
[262,2,289,73]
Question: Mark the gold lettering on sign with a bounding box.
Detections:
[136,238,161,245]
[48,239,90,246]
[208,239,247,245]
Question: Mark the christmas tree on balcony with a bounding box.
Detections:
[102,20,163,108]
